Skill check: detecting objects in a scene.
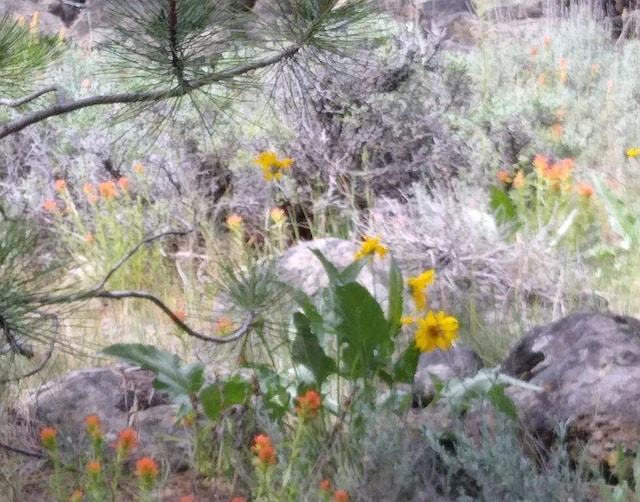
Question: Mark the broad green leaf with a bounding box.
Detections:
[386,256,404,338]
[310,248,340,284]
[253,365,291,421]
[292,290,325,336]
[486,384,517,421]
[199,377,251,422]
[291,312,336,386]
[101,344,204,401]
[334,282,392,378]
[338,258,368,284]
[489,186,517,226]
[393,344,420,384]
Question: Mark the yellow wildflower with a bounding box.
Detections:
[407,270,435,311]
[255,151,293,182]
[270,207,286,225]
[414,311,459,352]
[354,235,387,260]
[626,147,640,158]
[400,316,415,326]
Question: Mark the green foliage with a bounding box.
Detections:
[0,219,63,371]
[593,176,639,252]
[47,175,170,290]
[101,343,251,423]
[291,249,418,398]
[0,14,64,96]
[489,185,518,227]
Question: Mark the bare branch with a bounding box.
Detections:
[92,228,193,293]
[0,440,46,459]
[33,227,258,345]
[0,85,67,108]
[0,46,300,139]
[95,288,256,343]
[0,314,58,383]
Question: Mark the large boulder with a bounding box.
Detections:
[502,312,640,470]
[26,365,192,470]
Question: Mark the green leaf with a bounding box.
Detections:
[253,365,291,421]
[489,186,517,226]
[485,384,517,421]
[101,344,204,404]
[387,256,404,338]
[291,312,337,386]
[393,344,420,384]
[199,377,251,422]
[292,290,325,335]
[594,176,637,250]
[338,258,367,284]
[334,282,392,378]
[310,248,341,284]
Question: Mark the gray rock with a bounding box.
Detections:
[413,346,484,406]
[277,237,391,306]
[502,312,640,469]
[27,365,191,471]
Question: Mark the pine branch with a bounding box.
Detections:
[167,0,190,90]
[31,228,259,345]
[0,45,299,139]
[0,85,67,107]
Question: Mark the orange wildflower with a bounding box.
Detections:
[576,182,594,198]
[81,78,92,89]
[334,489,349,502]
[226,213,243,231]
[174,309,186,322]
[551,123,563,141]
[54,179,67,192]
[179,497,195,502]
[591,63,600,73]
[118,176,129,191]
[497,170,511,183]
[513,170,525,189]
[86,460,102,477]
[135,456,159,480]
[43,200,57,212]
[251,434,277,466]
[84,414,102,440]
[40,427,58,451]
[530,46,539,56]
[115,428,138,455]
[83,182,94,195]
[533,154,549,173]
[85,234,94,245]
[98,180,117,199]
[537,158,573,189]
[214,317,235,335]
[69,490,83,502]
[558,57,567,69]
[543,36,551,48]
[230,498,248,502]
[536,74,546,86]
[319,479,332,492]
[296,390,322,420]
[133,162,145,174]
